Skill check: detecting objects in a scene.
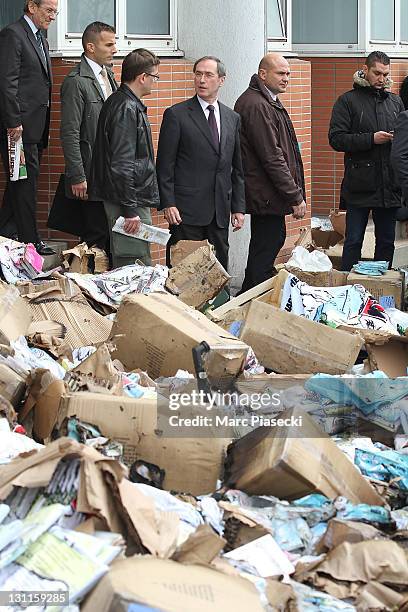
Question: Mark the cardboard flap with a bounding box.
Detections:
[170,239,211,267]
[81,556,265,612]
[0,283,32,344]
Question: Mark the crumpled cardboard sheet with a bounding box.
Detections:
[0,282,32,345]
[27,295,112,349]
[171,524,226,565]
[67,343,123,395]
[17,274,82,300]
[0,438,179,558]
[314,518,386,554]
[62,242,109,274]
[294,540,408,602]
[18,368,66,440]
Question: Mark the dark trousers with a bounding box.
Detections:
[0,140,42,243]
[166,217,229,271]
[240,214,286,293]
[81,201,110,253]
[341,206,398,271]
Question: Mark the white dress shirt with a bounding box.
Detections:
[84,56,109,99]
[24,14,38,37]
[24,15,46,61]
[265,86,278,101]
[197,95,221,141]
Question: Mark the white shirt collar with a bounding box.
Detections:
[265,86,278,101]
[24,14,39,36]
[84,55,104,78]
[197,95,219,112]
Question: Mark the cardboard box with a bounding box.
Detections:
[82,556,265,612]
[0,363,26,406]
[312,227,343,250]
[110,293,249,386]
[366,335,408,378]
[0,282,32,344]
[57,392,228,495]
[27,296,112,349]
[166,244,230,309]
[240,300,363,375]
[347,270,403,309]
[224,406,384,506]
[285,266,349,288]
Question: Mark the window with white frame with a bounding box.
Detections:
[370,0,395,42]
[266,0,292,51]
[292,0,359,48]
[49,0,177,55]
[402,0,408,42]
[367,0,408,51]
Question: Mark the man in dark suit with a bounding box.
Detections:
[0,0,57,255]
[156,56,245,271]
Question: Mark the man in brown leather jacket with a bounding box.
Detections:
[90,49,160,268]
[235,53,306,292]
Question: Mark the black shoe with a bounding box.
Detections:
[35,241,56,256]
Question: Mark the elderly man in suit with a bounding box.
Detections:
[55,21,117,251]
[156,55,245,271]
[0,0,57,255]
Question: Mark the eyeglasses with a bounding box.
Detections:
[145,72,160,81]
[35,4,59,17]
[194,71,218,80]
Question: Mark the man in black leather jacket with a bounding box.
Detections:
[329,51,404,271]
[90,48,160,268]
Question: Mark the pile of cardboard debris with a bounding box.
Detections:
[0,232,408,611]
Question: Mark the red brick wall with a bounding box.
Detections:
[0,56,312,265]
[278,58,312,261]
[307,57,408,216]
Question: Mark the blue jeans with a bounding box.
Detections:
[341,206,397,271]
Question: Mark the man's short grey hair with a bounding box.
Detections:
[193,56,226,78]
[24,0,41,11]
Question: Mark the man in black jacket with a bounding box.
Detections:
[0,0,58,255]
[329,51,404,271]
[90,49,160,269]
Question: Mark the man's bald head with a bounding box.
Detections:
[258,53,287,71]
[258,53,290,95]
